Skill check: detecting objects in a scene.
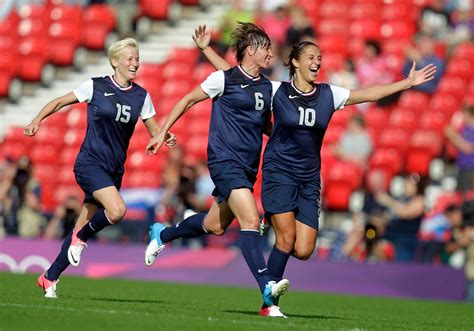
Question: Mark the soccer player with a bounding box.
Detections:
[24,38,176,298]
[144,22,289,317]
[185,25,437,314]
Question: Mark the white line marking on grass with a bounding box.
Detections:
[0,303,327,329]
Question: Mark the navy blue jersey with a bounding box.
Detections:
[73,76,155,174]
[201,66,272,174]
[263,81,349,181]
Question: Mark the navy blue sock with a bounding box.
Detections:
[77,209,112,242]
[267,245,291,282]
[239,230,271,293]
[46,232,72,281]
[160,213,207,243]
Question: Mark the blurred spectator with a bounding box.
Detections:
[416,203,463,263]
[284,6,315,48]
[342,222,395,263]
[193,160,214,210]
[44,195,81,240]
[107,0,137,38]
[0,157,17,238]
[419,0,451,40]
[333,114,373,168]
[376,173,427,262]
[256,5,290,47]
[403,35,444,94]
[329,58,358,90]
[218,0,254,49]
[445,104,474,192]
[11,156,46,238]
[446,199,474,302]
[448,8,474,49]
[356,40,397,108]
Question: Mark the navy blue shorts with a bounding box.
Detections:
[262,169,321,230]
[74,159,123,205]
[208,160,256,203]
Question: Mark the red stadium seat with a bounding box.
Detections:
[29,144,61,165]
[369,147,403,178]
[49,22,82,66]
[388,109,418,134]
[350,3,382,20]
[59,147,80,166]
[192,62,216,83]
[405,130,443,176]
[137,63,163,80]
[350,19,382,40]
[126,150,163,172]
[57,166,76,186]
[168,47,199,65]
[17,18,48,38]
[364,108,389,133]
[319,2,349,18]
[419,111,446,135]
[122,170,161,188]
[66,104,88,128]
[160,79,193,98]
[53,184,83,206]
[317,36,348,57]
[81,4,116,50]
[324,125,344,145]
[323,161,363,210]
[348,38,365,59]
[429,93,463,117]
[1,141,30,161]
[436,75,467,101]
[17,37,50,81]
[50,4,82,26]
[381,21,416,40]
[63,128,85,148]
[381,3,414,21]
[452,43,474,60]
[139,0,172,20]
[383,39,412,57]
[185,134,208,160]
[377,128,409,158]
[162,62,195,80]
[398,90,430,111]
[445,58,474,82]
[318,19,349,37]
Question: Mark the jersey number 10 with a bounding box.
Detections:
[115,103,131,123]
[298,107,316,126]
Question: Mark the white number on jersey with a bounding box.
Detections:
[115,104,131,123]
[255,92,264,111]
[298,107,316,126]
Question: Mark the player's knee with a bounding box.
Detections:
[239,215,260,230]
[106,204,127,224]
[293,247,314,260]
[275,233,296,253]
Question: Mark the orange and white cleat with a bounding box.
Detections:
[37,272,58,299]
[259,305,287,318]
[68,228,87,267]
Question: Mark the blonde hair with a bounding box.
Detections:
[107,38,139,68]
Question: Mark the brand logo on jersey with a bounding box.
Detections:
[289,95,299,99]
[240,84,250,88]
[104,92,115,96]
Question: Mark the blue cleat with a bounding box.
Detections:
[144,223,166,266]
[262,279,290,306]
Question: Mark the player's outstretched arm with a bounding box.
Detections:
[193,25,231,71]
[146,86,209,155]
[346,62,437,105]
[24,92,79,136]
[143,117,177,149]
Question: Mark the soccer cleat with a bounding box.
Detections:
[68,228,87,267]
[144,223,166,266]
[259,305,287,318]
[259,217,270,236]
[262,279,290,306]
[37,272,58,299]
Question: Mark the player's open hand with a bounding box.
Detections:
[24,121,40,136]
[146,132,167,155]
[164,132,176,149]
[408,61,437,87]
[193,25,212,50]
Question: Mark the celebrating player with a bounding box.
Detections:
[175,25,437,315]
[144,22,289,317]
[25,38,176,298]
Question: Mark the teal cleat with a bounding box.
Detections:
[144,223,166,266]
[262,279,290,306]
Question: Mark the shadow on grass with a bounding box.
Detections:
[222,310,350,320]
[86,297,166,304]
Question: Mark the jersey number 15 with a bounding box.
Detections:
[115,104,131,123]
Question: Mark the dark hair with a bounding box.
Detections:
[350,114,366,127]
[230,22,271,63]
[365,39,382,56]
[285,41,319,79]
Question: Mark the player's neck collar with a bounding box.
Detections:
[110,75,134,90]
[238,66,261,81]
[291,80,316,96]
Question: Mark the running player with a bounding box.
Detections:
[144,22,289,317]
[185,25,437,314]
[24,38,176,298]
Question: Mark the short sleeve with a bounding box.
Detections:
[73,79,93,103]
[140,92,156,120]
[200,70,225,98]
[329,85,350,110]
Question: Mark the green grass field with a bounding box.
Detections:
[0,272,473,331]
